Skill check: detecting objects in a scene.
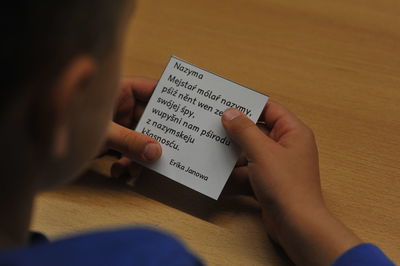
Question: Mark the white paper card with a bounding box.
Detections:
[135,56,269,199]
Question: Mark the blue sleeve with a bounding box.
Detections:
[332,243,395,266]
[0,227,203,266]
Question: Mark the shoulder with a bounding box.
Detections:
[0,227,203,266]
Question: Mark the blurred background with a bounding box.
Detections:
[33,0,399,265]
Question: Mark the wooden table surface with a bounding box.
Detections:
[32,0,400,264]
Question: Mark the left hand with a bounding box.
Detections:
[105,77,162,179]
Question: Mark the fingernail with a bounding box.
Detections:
[223,108,242,121]
[143,143,161,161]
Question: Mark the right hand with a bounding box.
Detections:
[222,102,361,265]
[222,102,323,233]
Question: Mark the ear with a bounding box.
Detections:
[50,56,96,158]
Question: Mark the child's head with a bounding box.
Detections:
[1,1,132,192]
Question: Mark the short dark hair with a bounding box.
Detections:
[1,0,128,113]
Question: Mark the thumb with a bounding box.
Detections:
[221,108,274,161]
[106,122,162,162]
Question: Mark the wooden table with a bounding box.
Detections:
[32,0,400,264]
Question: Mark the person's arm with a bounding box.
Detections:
[221,102,393,265]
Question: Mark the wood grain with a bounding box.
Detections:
[32,0,400,264]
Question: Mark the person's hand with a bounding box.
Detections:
[223,101,322,228]
[222,102,361,266]
[105,77,162,179]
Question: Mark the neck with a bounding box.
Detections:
[0,178,35,250]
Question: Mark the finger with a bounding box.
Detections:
[114,101,134,127]
[133,102,146,123]
[257,122,271,135]
[262,101,310,146]
[236,153,248,167]
[129,161,143,179]
[114,87,135,127]
[262,101,301,127]
[262,101,306,138]
[111,157,131,178]
[120,77,157,102]
[224,167,254,196]
[126,162,143,187]
[107,122,162,162]
[222,108,277,162]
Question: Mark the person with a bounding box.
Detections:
[0,1,395,265]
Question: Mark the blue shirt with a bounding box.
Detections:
[0,228,394,265]
[333,243,395,266]
[0,228,203,266]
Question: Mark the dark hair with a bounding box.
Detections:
[1,0,128,113]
